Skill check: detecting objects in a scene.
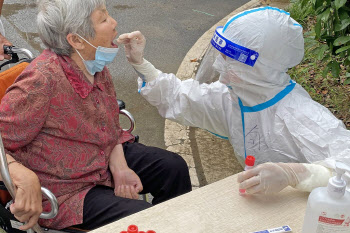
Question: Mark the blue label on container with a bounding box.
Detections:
[251,225,292,233]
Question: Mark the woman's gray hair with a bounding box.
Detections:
[37,0,105,55]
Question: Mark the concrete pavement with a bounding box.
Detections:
[165,0,291,189]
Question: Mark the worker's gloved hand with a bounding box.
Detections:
[117,31,145,65]
[237,162,309,194]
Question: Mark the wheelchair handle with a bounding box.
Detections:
[3,46,34,60]
[0,132,58,220]
[120,109,135,133]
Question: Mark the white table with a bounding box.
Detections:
[91,174,309,233]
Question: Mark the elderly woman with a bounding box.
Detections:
[0,0,191,230]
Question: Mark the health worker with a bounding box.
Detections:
[118,6,350,194]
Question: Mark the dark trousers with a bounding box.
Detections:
[73,142,192,230]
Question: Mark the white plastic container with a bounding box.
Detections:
[302,162,350,233]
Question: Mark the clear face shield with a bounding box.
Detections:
[195,45,222,84]
[194,26,259,85]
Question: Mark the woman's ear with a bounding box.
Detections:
[67,34,85,50]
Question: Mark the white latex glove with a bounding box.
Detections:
[237,162,332,194]
[117,31,145,65]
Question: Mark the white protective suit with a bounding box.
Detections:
[119,7,350,193]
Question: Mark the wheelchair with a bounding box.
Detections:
[0,46,140,233]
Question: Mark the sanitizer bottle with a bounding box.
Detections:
[302,162,350,233]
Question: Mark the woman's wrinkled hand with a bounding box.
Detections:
[9,162,42,230]
[112,167,143,200]
[117,31,145,65]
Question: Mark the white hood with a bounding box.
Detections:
[218,7,304,106]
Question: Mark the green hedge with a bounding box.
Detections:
[301,0,350,82]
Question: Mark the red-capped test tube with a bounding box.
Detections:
[239,155,255,195]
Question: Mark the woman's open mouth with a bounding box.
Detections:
[111,40,118,48]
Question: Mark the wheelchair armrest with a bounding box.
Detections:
[0,46,34,70]
[117,99,125,110]
[117,100,139,140]
[0,133,58,220]
[119,109,135,134]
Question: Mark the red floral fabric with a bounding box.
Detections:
[0,49,134,229]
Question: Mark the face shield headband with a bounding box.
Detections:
[194,26,260,84]
[212,26,259,67]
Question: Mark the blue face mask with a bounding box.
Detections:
[75,34,119,75]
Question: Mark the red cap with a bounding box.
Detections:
[128,225,138,233]
[146,231,156,233]
[139,232,146,233]
[245,155,255,166]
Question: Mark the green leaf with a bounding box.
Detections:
[323,62,331,77]
[335,45,350,54]
[320,29,329,39]
[339,51,347,58]
[315,19,322,39]
[320,35,336,41]
[319,8,331,22]
[331,61,340,77]
[321,53,331,62]
[317,44,329,59]
[346,72,350,78]
[345,77,350,85]
[315,0,324,10]
[306,43,318,52]
[335,19,350,31]
[334,36,350,46]
[338,9,350,21]
[335,0,347,10]
[305,29,316,38]
[301,0,310,8]
[310,45,321,55]
[345,59,350,67]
